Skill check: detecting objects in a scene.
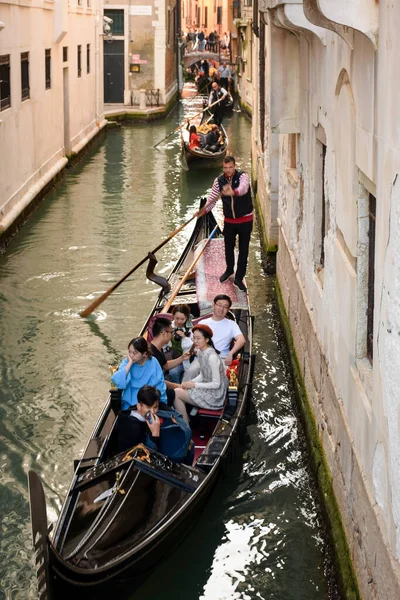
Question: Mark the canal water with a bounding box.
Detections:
[0,102,339,599]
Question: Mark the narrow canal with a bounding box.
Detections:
[0,103,339,599]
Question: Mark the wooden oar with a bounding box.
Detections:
[153,98,223,149]
[163,224,219,313]
[80,215,198,318]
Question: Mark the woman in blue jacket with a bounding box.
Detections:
[112,337,167,410]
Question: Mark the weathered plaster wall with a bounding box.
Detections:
[0,0,105,235]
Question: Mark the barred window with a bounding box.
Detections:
[104,9,124,35]
[87,44,90,74]
[21,52,30,101]
[45,49,51,89]
[0,54,11,111]
[77,45,82,78]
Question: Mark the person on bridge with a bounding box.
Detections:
[208,81,228,126]
[196,155,253,292]
[207,30,216,51]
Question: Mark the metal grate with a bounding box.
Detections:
[145,89,160,107]
[104,9,124,35]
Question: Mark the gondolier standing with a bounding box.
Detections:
[208,81,228,126]
[197,155,253,292]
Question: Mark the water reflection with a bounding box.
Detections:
[0,107,337,600]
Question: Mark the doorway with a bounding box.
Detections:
[104,40,124,103]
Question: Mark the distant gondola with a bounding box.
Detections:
[181,110,229,166]
[29,206,255,599]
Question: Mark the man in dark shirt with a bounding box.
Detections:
[150,317,190,404]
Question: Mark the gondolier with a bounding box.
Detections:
[198,155,253,292]
[208,81,228,126]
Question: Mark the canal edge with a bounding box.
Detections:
[274,277,361,600]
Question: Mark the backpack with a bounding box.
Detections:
[146,408,193,462]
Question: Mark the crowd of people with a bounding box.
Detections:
[111,293,246,463]
[184,28,231,54]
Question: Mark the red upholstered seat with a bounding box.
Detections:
[197,408,224,417]
[147,312,173,343]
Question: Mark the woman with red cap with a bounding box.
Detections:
[174,324,228,424]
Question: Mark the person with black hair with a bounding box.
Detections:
[111,337,166,410]
[116,385,162,452]
[200,294,245,365]
[174,324,228,424]
[150,317,191,381]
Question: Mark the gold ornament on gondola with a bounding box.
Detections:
[109,365,118,389]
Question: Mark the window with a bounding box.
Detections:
[87,44,90,74]
[78,0,82,6]
[45,49,51,89]
[104,9,124,35]
[259,20,265,151]
[167,9,171,46]
[367,193,376,361]
[205,7,208,28]
[0,55,11,111]
[21,52,30,101]
[314,138,328,271]
[217,6,222,25]
[252,0,259,36]
[63,46,68,62]
[77,45,82,77]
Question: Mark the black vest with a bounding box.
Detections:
[211,89,226,106]
[217,170,253,219]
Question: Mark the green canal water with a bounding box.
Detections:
[0,104,339,599]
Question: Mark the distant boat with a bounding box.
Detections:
[28,206,255,599]
[181,110,229,167]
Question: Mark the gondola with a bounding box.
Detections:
[180,110,228,166]
[28,206,255,600]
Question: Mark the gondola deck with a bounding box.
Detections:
[29,208,255,599]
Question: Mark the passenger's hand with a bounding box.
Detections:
[181,380,195,390]
[175,329,185,338]
[181,350,191,361]
[147,414,161,437]
[224,351,233,366]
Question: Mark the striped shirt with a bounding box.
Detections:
[205,172,252,219]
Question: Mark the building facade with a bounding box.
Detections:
[0,0,106,237]
[253,1,400,598]
[103,0,179,107]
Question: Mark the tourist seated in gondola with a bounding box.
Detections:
[188,125,201,150]
[150,317,191,408]
[111,337,167,410]
[115,385,163,453]
[164,304,194,382]
[174,324,228,425]
[204,124,222,152]
[116,385,194,464]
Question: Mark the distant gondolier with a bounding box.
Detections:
[199,155,253,292]
[208,82,228,126]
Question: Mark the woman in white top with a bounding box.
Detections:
[174,324,228,424]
